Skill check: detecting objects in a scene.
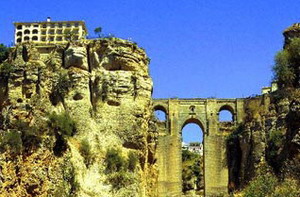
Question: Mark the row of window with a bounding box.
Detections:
[16,29,38,36]
[17,23,80,30]
[16,36,38,42]
[16,29,80,36]
[16,36,79,43]
[43,29,79,35]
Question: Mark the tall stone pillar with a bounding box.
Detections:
[205,99,228,196]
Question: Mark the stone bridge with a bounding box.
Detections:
[153,98,245,197]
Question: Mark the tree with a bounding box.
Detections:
[0,44,9,64]
[94,27,102,38]
[273,38,300,88]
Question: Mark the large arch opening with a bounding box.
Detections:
[181,119,204,196]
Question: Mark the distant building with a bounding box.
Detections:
[262,81,278,94]
[14,17,88,44]
[182,142,203,156]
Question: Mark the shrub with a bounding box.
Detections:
[128,151,139,172]
[273,38,300,88]
[79,138,92,167]
[0,130,22,154]
[107,171,136,190]
[0,44,9,64]
[243,171,278,197]
[266,129,284,171]
[0,62,15,76]
[13,120,42,152]
[48,112,76,136]
[105,148,127,173]
[273,50,295,88]
[270,178,300,197]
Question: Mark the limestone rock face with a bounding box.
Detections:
[0,38,158,197]
[228,93,300,189]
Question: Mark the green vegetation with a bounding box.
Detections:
[273,38,300,88]
[79,138,93,167]
[243,165,300,197]
[0,62,15,76]
[105,148,139,190]
[0,120,43,155]
[0,44,9,64]
[48,112,76,136]
[128,151,139,172]
[0,130,22,154]
[266,129,284,169]
[182,149,203,194]
[94,27,102,38]
[105,148,128,173]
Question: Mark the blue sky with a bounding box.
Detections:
[1,0,299,142]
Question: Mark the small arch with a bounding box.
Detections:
[32,36,38,41]
[17,32,22,36]
[24,36,30,41]
[17,25,22,30]
[32,29,38,34]
[218,105,234,122]
[154,105,167,122]
[16,38,22,43]
[24,29,30,34]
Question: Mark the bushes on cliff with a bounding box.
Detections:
[273,38,300,88]
[79,138,93,167]
[0,130,22,154]
[48,112,76,156]
[266,129,284,171]
[0,44,9,64]
[0,120,43,154]
[0,62,15,76]
[243,164,300,197]
[48,112,76,136]
[105,148,128,173]
[105,148,139,189]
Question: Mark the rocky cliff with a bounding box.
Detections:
[227,27,300,195]
[0,38,158,197]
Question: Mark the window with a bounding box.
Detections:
[17,32,22,36]
[56,37,62,41]
[49,30,54,35]
[17,25,22,30]
[32,36,38,41]
[24,36,30,41]
[25,25,31,27]
[75,22,79,27]
[58,23,63,28]
[66,23,71,27]
[16,38,22,43]
[51,23,55,28]
[24,29,30,34]
[32,29,38,34]
[57,30,62,34]
[41,37,46,41]
[49,37,54,41]
[42,31,46,35]
[33,24,39,27]
[42,24,47,28]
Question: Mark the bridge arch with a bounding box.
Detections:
[181,117,205,132]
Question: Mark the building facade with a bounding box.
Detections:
[14,18,87,44]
